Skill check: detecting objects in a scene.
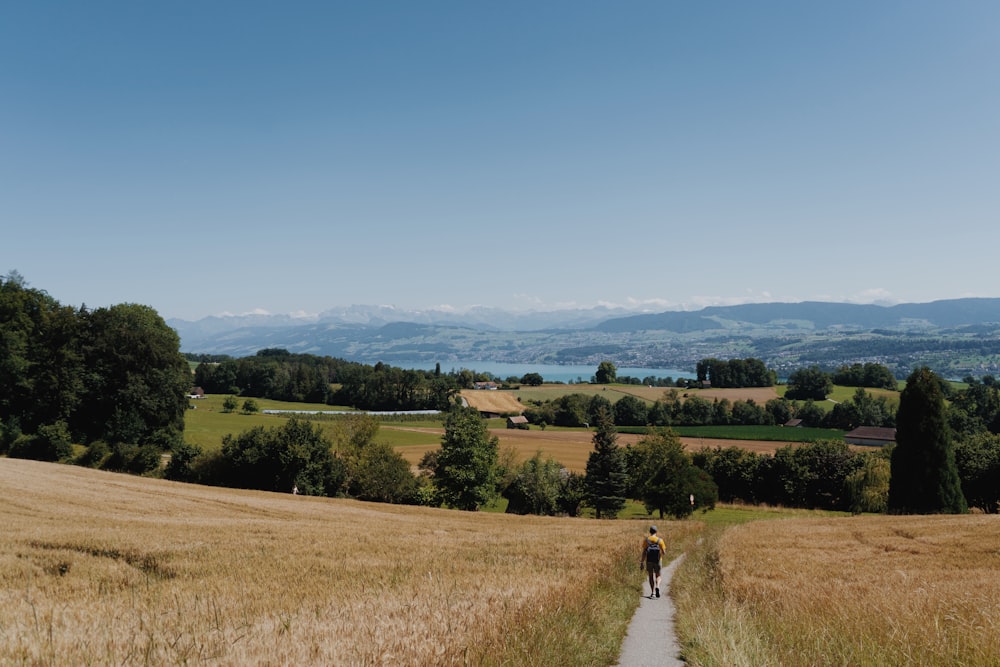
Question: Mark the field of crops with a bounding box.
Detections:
[0,458,704,666]
[184,392,849,472]
[675,514,1000,665]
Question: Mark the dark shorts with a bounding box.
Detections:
[645,561,661,575]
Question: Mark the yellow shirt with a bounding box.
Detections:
[641,535,666,562]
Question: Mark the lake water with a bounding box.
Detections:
[396,361,695,384]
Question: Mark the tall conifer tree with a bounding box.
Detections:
[584,407,628,518]
[888,367,967,514]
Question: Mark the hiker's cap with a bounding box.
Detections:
[649,525,657,533]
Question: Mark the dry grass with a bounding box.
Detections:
[674,515,1000,666]
[460,389,526,415]
[0,458,701,666]
[391,426,794,472]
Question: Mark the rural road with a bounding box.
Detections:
[613,555,686,667]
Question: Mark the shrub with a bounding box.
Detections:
[75,440,111,468]
[164,441,203,483]
[102,443,163,475]
[220,418,345,496]
[350,441,418,504]
[8,422,73,462]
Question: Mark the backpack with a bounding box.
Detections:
[645,537,662,564]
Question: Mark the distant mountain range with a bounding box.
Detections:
[170,298,1000,378]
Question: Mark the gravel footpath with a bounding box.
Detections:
[613,555,687,666]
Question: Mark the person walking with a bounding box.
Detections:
[639,525,666,599]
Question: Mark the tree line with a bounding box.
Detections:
[193,351,459,410]
[696,367,1000,514]
[696,357,774,388]
[521,386,896,430]
[1,272,189,463]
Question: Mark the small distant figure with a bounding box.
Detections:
[639,525,666,599]
[292,485,299,495]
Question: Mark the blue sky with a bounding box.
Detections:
[3,2,999,321]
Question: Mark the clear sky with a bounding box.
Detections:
[3,2,999,321]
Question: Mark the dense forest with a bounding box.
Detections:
[0,272,189,460]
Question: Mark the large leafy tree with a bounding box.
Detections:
[953,432,1000,513]
[692,446,762,504]
[949,377,1000,436]
[614,395,649,427]
[824,387,896,430]
[435,405,499,510]
[595,361,617,384]
[1,274,188,452]
[520,372,544,386]
[77,303,190,445]
[352,441,419,504]
[785,366,833,401]
[888,367,967,514]
[833,362,898,390]
[554,393,590,427]
[628,428,711,519]
[0,273,84,434]
[584,407,628,518]
[845,449,892,514]
[330,413,418,503]
[503,451,565,516]
[697,357,774,388]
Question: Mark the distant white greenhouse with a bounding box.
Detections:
[262,409,441,416]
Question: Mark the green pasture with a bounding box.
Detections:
[377,428,441,448]
[773,384,900,411]
[185,406,286,451]
[185,394,355,451]
[186,395,450,452]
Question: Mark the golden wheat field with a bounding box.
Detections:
[675,514,1000,666]
[390,426,791,472]
[0,458,699,666]
[459,390,525,415]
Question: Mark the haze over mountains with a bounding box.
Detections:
[170,299,1000,379]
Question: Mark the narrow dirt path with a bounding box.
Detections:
[613,555,686,666]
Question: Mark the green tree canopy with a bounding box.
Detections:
[888,367,967,514]
[845,449,891,514]
[628,428,685,519]
[434,406,500,510]
[953,432,1000,513]
[1,275,188,452]
[785,366,834,401]
[77,303,190,444]
[584,407,628,518]
[595,361,617,384]
[696,357,774,388]
[614,394,649,427]
[352,440,419,504]
[503,451,565,516]
[220,418,345,496]
[832,362,898,390]
[0,273,84,435]
[520,372,544,386]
